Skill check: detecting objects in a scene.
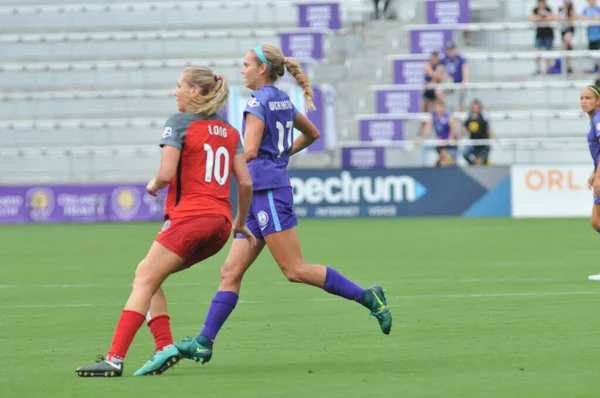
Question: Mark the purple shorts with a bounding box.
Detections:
[594,192,600,205]
[235,186,298,240]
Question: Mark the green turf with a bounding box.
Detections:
[0,218,598,397]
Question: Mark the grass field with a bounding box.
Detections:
[1,218,599,398]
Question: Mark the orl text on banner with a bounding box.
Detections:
[511,165,593,217]
[297,2,341,30]
[426,0,470,24]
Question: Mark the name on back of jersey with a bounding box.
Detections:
[208,124,228,138]
[268,100,293,111]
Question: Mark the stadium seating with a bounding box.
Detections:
[0,1,371,32]
[0,30,283,61]
[0,0,595,181]
[365,80,590,116]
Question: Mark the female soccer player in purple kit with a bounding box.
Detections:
[174,45,392,365]
[583,85,600,281]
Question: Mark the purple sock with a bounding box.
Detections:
[199,291,239,341]
[323,267,365,304]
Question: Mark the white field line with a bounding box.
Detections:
[5,291,600,309]
[0,277,589,289]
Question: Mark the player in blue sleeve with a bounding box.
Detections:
[583,85,600,281]
[174,45,392,365]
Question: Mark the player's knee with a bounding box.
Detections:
[280,261,309,283]
[220,262,244,285]
[591,218,600,231]
[132,260,160,290]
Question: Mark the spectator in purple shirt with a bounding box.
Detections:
[442,41,469,112]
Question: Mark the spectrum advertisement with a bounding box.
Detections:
[0,167,511,224]
[230,167,511,219]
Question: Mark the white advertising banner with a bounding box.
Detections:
[511,165,595,217]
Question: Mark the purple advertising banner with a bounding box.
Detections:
[307,86,325,151]
[375,89,421,114]
[341,147,385,169]
[359,119,404,142]
[409,29,453,54]
[426,0,470,24]
[393,59,427,84]
[298,2,341,30]
[0,184,166,224]
[279,31,324,61]
[0,186,27,224]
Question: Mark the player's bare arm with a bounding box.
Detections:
[290,111,320,156]
[146,145,181,196]
[243,113,265,162]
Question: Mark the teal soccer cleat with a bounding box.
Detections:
[363,285,392,335]
[133,344,180,376]
[174,335,213,364]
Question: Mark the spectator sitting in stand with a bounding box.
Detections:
[442,41,469,112]
[462,99,497,166]
[423,52,444,113]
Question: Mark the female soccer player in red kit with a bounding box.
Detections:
[75,67,256,377]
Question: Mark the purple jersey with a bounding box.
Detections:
[433,110,452,139]
[242,85,299,191]
[588,109,600,168]
[442,55,466,83]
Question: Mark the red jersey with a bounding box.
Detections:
[159,112,243,222]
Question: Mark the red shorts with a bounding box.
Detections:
[155,215,231,268]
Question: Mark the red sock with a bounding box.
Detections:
[107,310,145,361]
[147,314,173,351]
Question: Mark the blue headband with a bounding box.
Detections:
[254,46,272,71]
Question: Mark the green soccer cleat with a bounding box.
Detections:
[75,355,123,377]
[174,335,213,364]
[133,344,180,376]
[363,285,392,335]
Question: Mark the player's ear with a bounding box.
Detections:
[259,63,269,76]
[192,85,203,97]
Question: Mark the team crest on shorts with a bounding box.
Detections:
[161,220,171,232]
[257,211,269,229]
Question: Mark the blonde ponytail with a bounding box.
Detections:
[283,57,315,111]
[256,44,316,111]
[183,67,229,116]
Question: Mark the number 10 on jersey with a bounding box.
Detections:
[204,143,229,185]
[276,120,293,158]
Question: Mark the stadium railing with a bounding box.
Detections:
[0,56,350,89]
[401,20,600,50]
[368,80,589,109]
[385,50,600,80]
[0,29,288,61]
[0,136,590,184]
[354,110,588,138]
